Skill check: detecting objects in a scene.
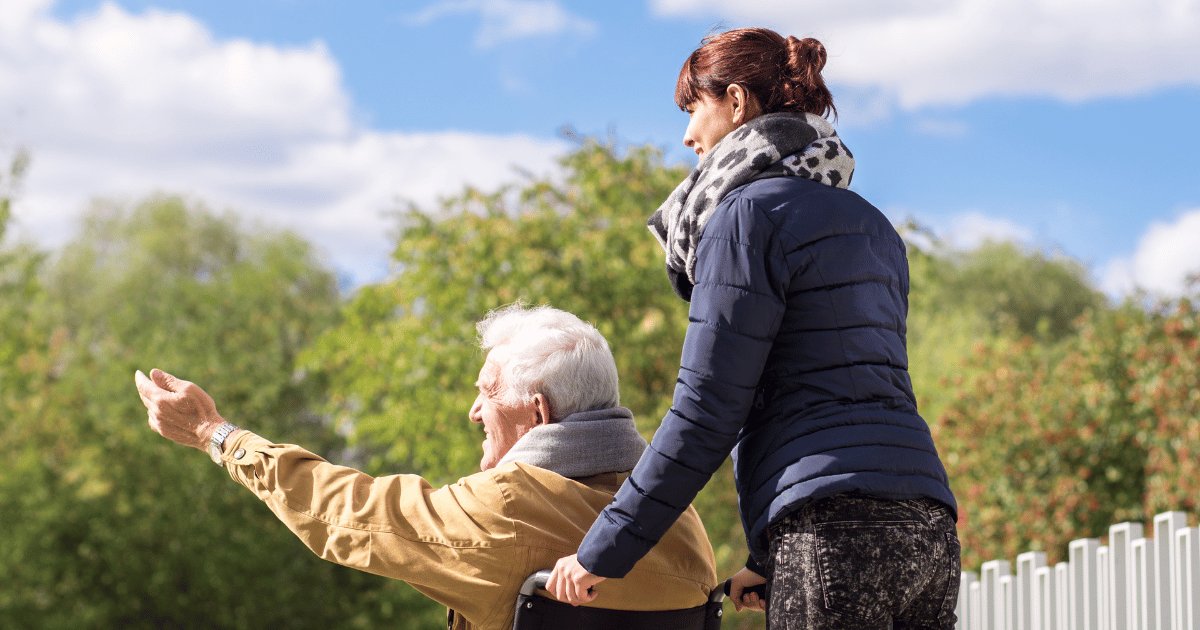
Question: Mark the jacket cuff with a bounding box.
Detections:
[576,510,652,579]
[745,553,767,577]
[219,430,261,464]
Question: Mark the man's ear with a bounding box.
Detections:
[532,393,553,425]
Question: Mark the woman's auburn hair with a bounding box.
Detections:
[674,27,837,119]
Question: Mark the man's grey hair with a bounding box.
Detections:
[476,304,620,419]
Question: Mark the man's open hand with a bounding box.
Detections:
[134,369,224,451]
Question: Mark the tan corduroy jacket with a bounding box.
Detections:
[219,432,719,630]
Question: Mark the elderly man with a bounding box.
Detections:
[134,305,717,630]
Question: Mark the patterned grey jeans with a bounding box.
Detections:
[765,493,961,630]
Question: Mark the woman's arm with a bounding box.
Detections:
[577,193,790,578]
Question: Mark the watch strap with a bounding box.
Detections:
[208,422,240,464]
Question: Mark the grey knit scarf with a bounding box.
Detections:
[647,112,855,298]
[496,406,647,479]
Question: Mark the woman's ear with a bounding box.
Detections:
[727,83,758,124]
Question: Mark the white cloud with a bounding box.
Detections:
[1,1,565,283]
[941,212,1034,250]
[887,208,1033,252]
[1100,209,1200,297]
[406,0,596,48]
[651,0,1200,109]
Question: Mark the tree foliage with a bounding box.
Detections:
[1137,299,1200,515]
[0,196,439,628]
[906,233,1104,424]
[0,146,30,240]
[304,141,691,475]
[0,147,45,408]
[938,296,1200,570]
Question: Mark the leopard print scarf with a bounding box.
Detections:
[647,112,855,299]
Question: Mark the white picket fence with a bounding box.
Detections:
[956,512,1200,630]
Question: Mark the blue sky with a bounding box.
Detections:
[3,0,1199,295]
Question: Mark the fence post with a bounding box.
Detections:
[960,571,979,630]
[1133,536,1157,630]
[1176,527,1200,630]
[1112,522,1146,630]
[1056,562,1070,630]
[972,579,984,630]
[1001,575,1016,630]
[1155,512,1188,630]
[1018,552,1048,630]
[983,560,1013,630]
[1071,538,1101,629]
[1101,545,1113,630]
[1034,564,1055,630]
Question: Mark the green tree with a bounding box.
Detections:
[935,305,1144,569]
[0,147,29,235]
[0,147,43,398]
[905,232,1104,424]
[936,295,1200,571]
[944,241,1101,341]
[0,148,54,532]
[305,141,691,475]
[1129,297,1200,516]
[0,196,432,628]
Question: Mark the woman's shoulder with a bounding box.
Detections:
[719,177,897,243]
[725,176,874,211]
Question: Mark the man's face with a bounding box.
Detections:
[469,352,539,471]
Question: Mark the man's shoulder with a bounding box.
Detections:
[469,462,625,494]
[466,463,627,523]
[457,461,549,486]
[447,462,577,503]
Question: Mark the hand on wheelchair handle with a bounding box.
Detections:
[533,572,594,596]
[722,579,766,599]
[724,566,768,612]
[546,554,604,606]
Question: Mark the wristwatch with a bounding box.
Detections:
[208,422,240,464]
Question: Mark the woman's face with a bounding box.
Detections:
[682,93,739,159]
[681,85,758,159]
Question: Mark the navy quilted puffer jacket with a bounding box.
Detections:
[578,176,957,577]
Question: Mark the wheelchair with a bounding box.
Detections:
[511,570,764,629]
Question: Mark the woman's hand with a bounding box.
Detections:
[545,554,605,606]
[727,566,768,612]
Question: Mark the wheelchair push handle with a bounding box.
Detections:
[521,569,763,604]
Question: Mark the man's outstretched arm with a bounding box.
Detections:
[134,369,516,626]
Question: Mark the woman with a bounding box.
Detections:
[547,28,960,629]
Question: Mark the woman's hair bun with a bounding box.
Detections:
[785,36,828,74]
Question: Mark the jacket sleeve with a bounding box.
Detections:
[578,194,790,577]
[218,431,519,626]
